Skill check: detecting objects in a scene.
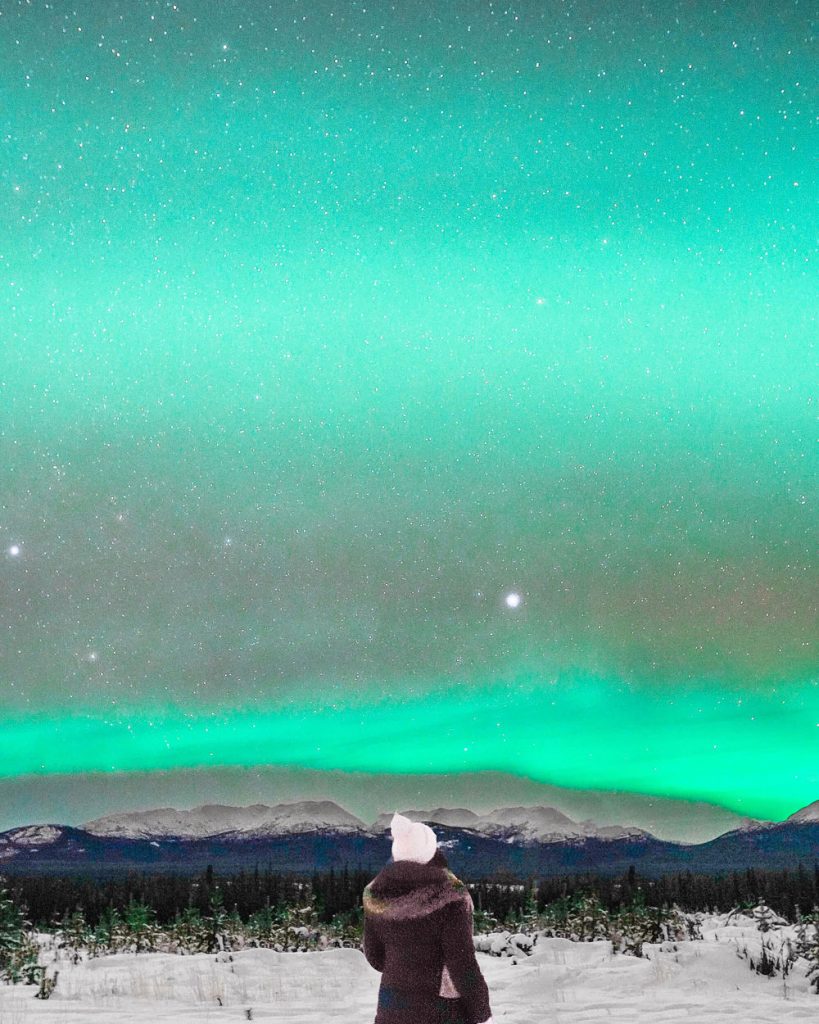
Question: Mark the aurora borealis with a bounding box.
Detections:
[0,1,816,833]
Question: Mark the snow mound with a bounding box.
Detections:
[48,947,371,1007]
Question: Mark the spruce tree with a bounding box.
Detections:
[520,879,540,934]
[204,887,228,953]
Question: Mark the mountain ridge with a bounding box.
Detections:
[78,799,656,843]
[67,796,811,844]
[0,808,817,880]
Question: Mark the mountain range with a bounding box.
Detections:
[79,800,653,842]
[0,799,817,879]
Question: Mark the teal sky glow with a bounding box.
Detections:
[0,1,815,829]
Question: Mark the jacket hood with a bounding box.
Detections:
[363,848,472,921]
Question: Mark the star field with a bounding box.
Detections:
[0,0,816,823]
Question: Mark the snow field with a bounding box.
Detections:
[0,914,816,1022]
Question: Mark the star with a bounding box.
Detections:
[504,592,522,609]
[7,544,21,557]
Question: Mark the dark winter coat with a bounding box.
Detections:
[363,848,493,1024]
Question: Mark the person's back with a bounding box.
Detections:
[362,812,494,1024]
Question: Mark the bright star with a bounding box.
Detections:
[8,544,20,557]
[505,592,522,609]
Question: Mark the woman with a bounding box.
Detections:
[363,811,495,1024]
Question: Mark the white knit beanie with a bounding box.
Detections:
[390,810,438,864]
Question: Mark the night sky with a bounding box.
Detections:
[1,1,816,831]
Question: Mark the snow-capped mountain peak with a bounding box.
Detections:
[1,824,64,847]
[785,799,819,823]
[481,805,579,833]
[0,825,65,861]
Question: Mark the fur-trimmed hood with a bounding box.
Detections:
[363,848,472,922]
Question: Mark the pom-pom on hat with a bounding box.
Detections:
[390,810,438,864]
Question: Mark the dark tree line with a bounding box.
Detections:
[5,861,819,931]
[6,863,375,929]
[517,863,819,922]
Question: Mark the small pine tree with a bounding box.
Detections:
[567,893,609,943]
[794,907,816,960]
[473,906,500,934]
[0,877,39,984]
[748,900,785,978]
[59,907,90,958]
[753,902,775,933]
[204,887,228,953]
[124,899,156,954]
[538,895,573,939]
[612,891,657,957]
[520,879,540,934]
[91,904,124,957]
[225,906,244,951]
[802,919,819,994]
[173,906,208,954]
[246,901,275,947]
[291,889,321,949]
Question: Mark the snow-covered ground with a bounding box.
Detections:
[0,914,815,1023]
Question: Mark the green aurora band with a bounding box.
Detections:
[2,672,817,821]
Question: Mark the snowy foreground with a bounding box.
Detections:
[1,915,816,1023]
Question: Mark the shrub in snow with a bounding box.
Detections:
[683,908,705,940]
[750,935,778,977]
[507,893,702,959]
[508,932,535,955]
[728,906,817,985]
[535,893,610,943]
[473,930,536,957]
